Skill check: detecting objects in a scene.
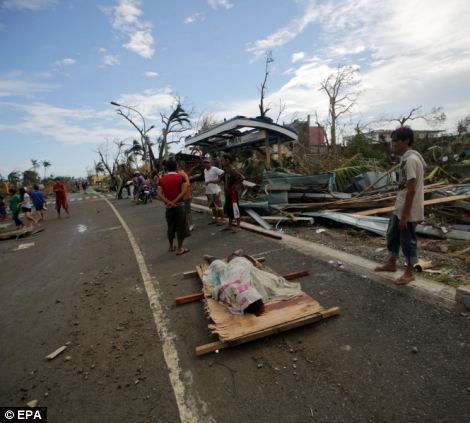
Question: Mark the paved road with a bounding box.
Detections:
[1,195,469,423]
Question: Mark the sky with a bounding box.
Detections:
[1,0,470,177]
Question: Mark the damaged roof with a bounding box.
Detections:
[185,116,298,151]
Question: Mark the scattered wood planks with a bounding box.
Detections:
[355,194,470,216]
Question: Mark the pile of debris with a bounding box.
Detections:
[238,165,470,242]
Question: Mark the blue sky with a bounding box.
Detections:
[1,0,470,177]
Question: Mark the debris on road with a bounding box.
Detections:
[45,345,67,360]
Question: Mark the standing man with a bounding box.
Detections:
[158,160,190,256]
[53,178,70,218]
[133,171,146,203]
[221,154,245,233]
[31,184,46,222]
[177,163,194,231]
[203,158,225,225]
[375,126,426,285]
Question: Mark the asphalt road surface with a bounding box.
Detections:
[1,192,469,423]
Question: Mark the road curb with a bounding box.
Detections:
[191,203,459,309]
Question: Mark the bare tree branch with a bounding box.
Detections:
[258,50,274,118]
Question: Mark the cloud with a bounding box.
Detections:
[0,74,60,98]
[238,0,470,133]
[144,71,159,77]
[184,12,205,24]
[246,3,320,60]
[113,88,176,121]
[108,0,155,59]
[291,52,305,63]
[55,58,76,66]
[102,55,120,66]
[207,0,233,9]
[1,0,56,10]
[0,100,133,145]
[0,88,177,148]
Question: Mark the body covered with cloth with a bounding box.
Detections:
[202,257,302,315]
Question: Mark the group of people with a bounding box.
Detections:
[157,129,425,286]
[157,154,245,257]
[0,179,70,230]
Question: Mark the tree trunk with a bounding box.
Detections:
[330,104,336,154]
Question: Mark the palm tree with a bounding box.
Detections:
[41,160,51,180]
[30,158,40,176]
[94,161,105,175]
[158,101,191,168]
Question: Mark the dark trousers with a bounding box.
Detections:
[386,215,418,265]
[12,212,22,227]
[165,205,189,243]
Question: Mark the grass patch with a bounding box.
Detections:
[436,274,461,287]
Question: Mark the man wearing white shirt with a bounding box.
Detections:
[203,158,225,225]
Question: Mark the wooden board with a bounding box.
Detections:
[194,258,340,354]
[175,292,204,305]
[354,194,470,216]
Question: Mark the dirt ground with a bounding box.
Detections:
[284,219,470,287]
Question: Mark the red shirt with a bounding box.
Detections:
[159,173,185,202]
[53,182,67,201]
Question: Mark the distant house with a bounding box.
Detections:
[289,116,327,152]
[309,126,327,146]
[345,129,444,144]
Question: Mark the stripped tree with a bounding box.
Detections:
[320,65,360,154]
[258,50,274,118]
[390,106,446,127]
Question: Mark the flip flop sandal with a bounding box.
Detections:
[176,248,190,256]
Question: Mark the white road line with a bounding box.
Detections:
[100,195,200,423]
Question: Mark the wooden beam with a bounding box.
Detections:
[195,341,228,356]
[240,222,282,240]
[195,306,340,356]
[175,292,204,305]
[355,194,470,216]
[355,164,399,198]
[283,270,310,280]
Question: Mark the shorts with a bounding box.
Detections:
[165,204,189,242]
[35,204,44,211]
[21,207,32,213]
[55,199,68,210]
[183,199,192,214]
[206,193,223,211]
[224,189,240,220]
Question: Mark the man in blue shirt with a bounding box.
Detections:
[31,184,46,222]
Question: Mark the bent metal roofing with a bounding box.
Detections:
[185,116,298,150]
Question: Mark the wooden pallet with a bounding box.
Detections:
[177,257,340,356]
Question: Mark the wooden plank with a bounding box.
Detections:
[355,164,399,198]
[283,270,310,280]
[195,307,340,356]
[355,194,470,216]
[45,345,67,360]
[239,222,282,239]
[182,270,198,279]
[195,341,228,356]
[175,292,204,305]
[245,208,273,230]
